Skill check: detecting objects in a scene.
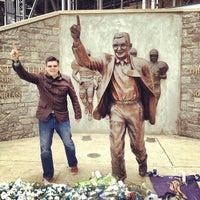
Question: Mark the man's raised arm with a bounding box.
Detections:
[70,15,81,45]
[10,44,19,61]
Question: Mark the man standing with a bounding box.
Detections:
[70,16,156,180]
[10,45,82,184]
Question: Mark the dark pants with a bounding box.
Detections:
[39,117,77,179]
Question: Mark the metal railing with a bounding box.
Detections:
[0,0,197,26]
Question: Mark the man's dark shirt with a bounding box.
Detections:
[12,62,82,122]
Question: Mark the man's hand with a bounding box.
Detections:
[70,15,81,40]
[10,44,19,61]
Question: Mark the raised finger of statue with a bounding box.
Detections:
[76,15,81,28]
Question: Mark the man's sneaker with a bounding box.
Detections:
[71,166,78,174]
[43,177,53,185]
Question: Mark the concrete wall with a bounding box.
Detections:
[0,9,200,140]
[59,11,181,136]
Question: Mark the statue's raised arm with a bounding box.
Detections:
[70,15,92,67]
[70,15,81,42]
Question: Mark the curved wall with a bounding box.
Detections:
[0,9,199,140]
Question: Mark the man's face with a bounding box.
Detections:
[150,54,158,63]
[45,60,59,78]
[113,37,131,61]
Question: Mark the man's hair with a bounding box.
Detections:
[113,32,131,44]
[45,56,59,65]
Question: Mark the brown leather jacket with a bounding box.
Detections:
[72,40,156,124]
[12,62,82,122]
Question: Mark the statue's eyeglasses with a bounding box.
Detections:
[113,43,128,50]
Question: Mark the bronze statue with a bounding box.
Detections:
[148,49,169,105]
[71,49,102,121]
[70,16,156,180]
[129,47,137,57]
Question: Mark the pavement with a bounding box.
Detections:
[0,133,199,190]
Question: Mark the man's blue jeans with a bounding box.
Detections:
[39,117,78,179]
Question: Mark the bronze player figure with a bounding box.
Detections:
[129,47,137,57]
[148,49,169,106]
[70,16,156,180]
[71,49,102,121]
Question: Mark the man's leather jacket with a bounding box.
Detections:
[12,62,82,122]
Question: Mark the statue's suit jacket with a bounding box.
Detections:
[72,40,156,125]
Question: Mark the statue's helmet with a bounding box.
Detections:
[149,49,158,56]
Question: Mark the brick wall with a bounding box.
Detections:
[179,12,200,139]
[0,16,60,140]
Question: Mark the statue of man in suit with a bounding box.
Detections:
[70,16,156,181]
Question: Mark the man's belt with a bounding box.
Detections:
[50,111,55,117]
[114,99,139,104]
